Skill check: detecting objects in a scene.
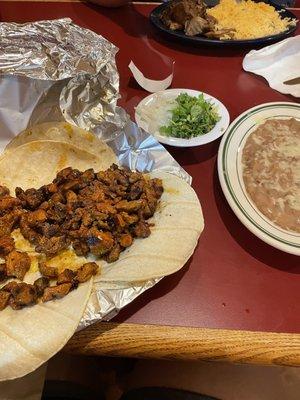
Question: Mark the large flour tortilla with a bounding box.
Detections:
[0,278,92,381]
[0,140,116,192]
[5,122,111,158]
[0,132,203,379]
[0,139,203,282]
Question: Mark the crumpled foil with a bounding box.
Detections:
[0,18,191,329]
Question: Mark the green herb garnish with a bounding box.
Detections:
[159,93,220,139]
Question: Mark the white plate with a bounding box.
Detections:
[135,88,230,147]
[218,102,300,256]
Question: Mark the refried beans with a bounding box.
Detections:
[242,118,300,233]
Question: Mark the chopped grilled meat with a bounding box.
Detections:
[10,282,37,309]
[42,283,72,302]
[133,221,151,238]
[15,187,44,209]
[40,183,58,198]
[81,169,95,183]
[0,185,10,198]
[86,229,114,256]
[26,209,47,227]
[19,214,41,244]
[46,202,66,223]
[54,167,81,185]
[0,209,23,237]
[72,240,89,257]
[115,199,144,213]
[0,236,15,257]
[6,250,31,280]
[0,290,10,310]
[0,196,21,215]
[39,222,60,238]
[76,262,99,283]
[57,269,75,285]
[1,280,18,293]
[35,235,70,256]
[121,212,139,226]
[119,233,133,248]
[38,262,58,279]
[106,243,122,263]
[33,276,50,297]
[0,263,7,282]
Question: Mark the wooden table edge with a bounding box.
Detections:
[64,322,300,367]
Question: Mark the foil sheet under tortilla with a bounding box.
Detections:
[0,18,191,330]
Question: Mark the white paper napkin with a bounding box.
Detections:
[243,36,300,98]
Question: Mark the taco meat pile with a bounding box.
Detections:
[0,164,164,311]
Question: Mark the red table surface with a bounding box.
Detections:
[0,2,299,334]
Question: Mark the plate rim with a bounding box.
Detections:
[135,88,230,148]
[217,101,300,255]
[150,1,298,46]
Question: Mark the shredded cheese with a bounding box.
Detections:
[207,0,297,40]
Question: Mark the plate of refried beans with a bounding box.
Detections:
[218,102,300,255]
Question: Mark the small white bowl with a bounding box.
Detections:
[135,88,230,147]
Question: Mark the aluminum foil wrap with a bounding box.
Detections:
[0,18,191,329]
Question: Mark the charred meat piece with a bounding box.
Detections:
[10,283,37,309]
[128,180,144,200]
[39,222,60,238]
[6,250,31,280]
[133,221,151,238]
[106,243,122,263]
[86,229,114,257]
[33,276,50,297]
[42,283,72,302]
[0,263,7,282]
[54,167,81,185]
[15,187,44,210]
[0,208,23,238]
[0,196,21,215]
[76,262,99,283]
[40,183,58,198]
[26,209,47,227]
[1,280,18,293]
[46,202,66,223]
[119,233,133,248]
[19,214,41,244]
[57,269,76,285]
[72,240,89,257]
[0,236,15,258]
[0,185,10,198]
[35,235,70,256]
[115,199,144,213]
[0,290,10,310]
[38,262,58,279]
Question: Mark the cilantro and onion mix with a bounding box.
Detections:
[137,92,220,140]
[160,93,220,138]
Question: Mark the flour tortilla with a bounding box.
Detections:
[96,171,204,282]
[0,140,116,192]
[0,140,203,281]
[5,122,111,158]
[0,278,92,381]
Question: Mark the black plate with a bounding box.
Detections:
[150,0,298,47]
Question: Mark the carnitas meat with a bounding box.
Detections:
[160,0,218,37]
